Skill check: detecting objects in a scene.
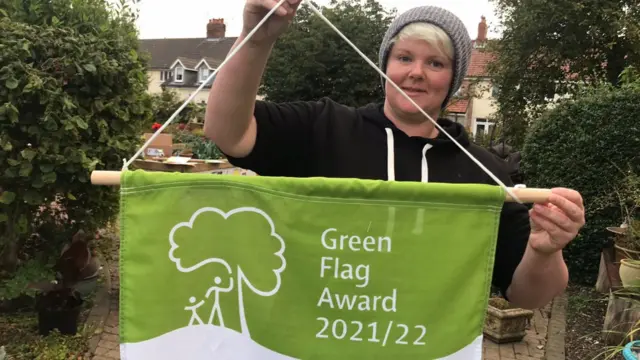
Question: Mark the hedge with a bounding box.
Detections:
[521,85,640,284]
[0,2,153,271]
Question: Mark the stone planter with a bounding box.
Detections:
[483,298,534,343]
[620,259,640,289]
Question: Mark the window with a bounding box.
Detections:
[199,67,209,82]
[446,113,465,124]
[474,42,486,49]
[491,85,500,98]
[474,118,494,137]
[174,66,184,82]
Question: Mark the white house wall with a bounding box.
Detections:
[148,70,164,94]
[146,70,265,104]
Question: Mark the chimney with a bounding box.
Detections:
[477,16,487,42]
[207,18,226,38]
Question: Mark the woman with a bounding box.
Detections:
[204,0,585,309]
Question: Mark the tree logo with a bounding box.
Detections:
[168,206,286,338]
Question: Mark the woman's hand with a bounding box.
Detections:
[242,0,302,46]
[528,188,586,255]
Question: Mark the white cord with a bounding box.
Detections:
[304,1,522,204]
[122,0,521,203]
[122,0,289,170]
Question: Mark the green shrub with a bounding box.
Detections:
[521,84,640,284]
[173,132,224,160]
[0,0,153,272]
[151,87,206,125]
[0,259,54,301]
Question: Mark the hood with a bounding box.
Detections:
[359,103,471,149]
[358,102,472,182]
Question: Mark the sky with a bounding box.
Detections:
[118,0,501,40]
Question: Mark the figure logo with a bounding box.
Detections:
[169,207,286,338]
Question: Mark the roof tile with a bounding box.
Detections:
[467,44,494,77]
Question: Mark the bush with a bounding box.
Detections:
[151,87,206,125]
[0,0,153,272]
[173,132,223,160]
[521,84,640,284]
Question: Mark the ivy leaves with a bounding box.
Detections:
[0,191,16,205]
[5,78,18,90]
[20,148,36,161]
[3,146,55,191]
[82,63,96,73]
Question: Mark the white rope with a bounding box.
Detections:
[303,1,522,203]
[123,0,522,203]
[122,0,289,170]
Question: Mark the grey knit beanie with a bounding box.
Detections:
[378,6,472,109]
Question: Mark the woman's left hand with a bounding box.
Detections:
[528,188,586,255]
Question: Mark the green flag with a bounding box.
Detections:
[118,169,504,359]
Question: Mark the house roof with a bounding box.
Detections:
[467,41,494,77]
[445,98,469,114]
[138,37,237,70]
[173,56,200,70]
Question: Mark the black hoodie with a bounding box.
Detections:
[224,97,531,298]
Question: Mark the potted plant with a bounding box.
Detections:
[610,171,640,261]
[610,220,640,261]
[29,230,97,336]
[483,297,533,343]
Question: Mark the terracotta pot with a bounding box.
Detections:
[608,225,640,262]
[620,259,640,289]
[615,244,640,262]
[483,299,534,343]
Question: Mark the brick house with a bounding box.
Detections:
[444,16,500,138]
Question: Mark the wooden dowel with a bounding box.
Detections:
[506,187,551,203]
[90,170,552,203]
[91,170,122,186]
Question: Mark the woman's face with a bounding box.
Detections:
[384,37,453,120]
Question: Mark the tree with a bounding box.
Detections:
[169,207,286,337]
[260,0,396,106]
[0,0,153,272]
[486,0,640,148]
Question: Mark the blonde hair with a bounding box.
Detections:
[390,23,454,60]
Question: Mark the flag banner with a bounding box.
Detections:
[118,170,504,359]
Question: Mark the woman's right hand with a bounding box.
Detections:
[242,0,302,46]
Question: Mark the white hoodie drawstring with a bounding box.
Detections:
[385,128,395,181]
[385,128,432,183]
[421,143,433,183]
